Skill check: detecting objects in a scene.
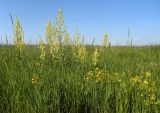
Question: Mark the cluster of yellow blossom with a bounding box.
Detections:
[130,71,159,105]
[86,71,93,81]
[102,32,108,48]
[92,48,99,66]
[45,20,60,58]
[145,71,151,77]
[77,45,87,62]
[45,8,65,58]
[72,31,87,62]
[95,68,104,82]
[32,75,39,84]
[14,16,24,52]
[51,42,60,58]
[45,20,53,44]
[131,76,142,85]
[131,71,152,86]
[86,68,105,83]
[55,8,64,44]
[140,80,149,89]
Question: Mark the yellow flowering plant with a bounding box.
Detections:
[92,48,99,66]
[13,16,24,53]
[39,37,45,61]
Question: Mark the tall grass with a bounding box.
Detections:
[1,9,160,113]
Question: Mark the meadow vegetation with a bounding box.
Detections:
[1,9,160,113]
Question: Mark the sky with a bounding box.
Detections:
[0,0,160,45]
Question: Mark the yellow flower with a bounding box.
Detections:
[102,32,108,48]
[143,80,148,85]
[14,16,24,52]
[131,76,141,84]
[77,45,87,62]
[92,48,99,66]
[146,71,151,77]
[45,20,53,44]
[86,68,105,83]
[45,24,60,58]
[86,71,94,81]
[95,68,104,83]
[118,79,122,82]
[150,95,156,101]
[139,80,149,89]
[32,75,39,84]
[55,8,64,44]
[86,77,89,80]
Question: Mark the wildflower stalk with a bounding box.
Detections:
[45,20,60,58]
[55,8,64,44]
[63,28,70,45]
[101,32,108,52]
[72,30,87,62]
[13,16,24,54]
[92,48,99,66]
[78,44,87,62]
[45,20,52,44]
[39,37,45,61]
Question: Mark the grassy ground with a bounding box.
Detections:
[0,45,160,113]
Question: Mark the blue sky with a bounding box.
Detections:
[0,0,160,45]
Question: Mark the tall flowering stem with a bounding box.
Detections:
[39,37,45,61]
[55,8,64,44]
[77,44,87,62]
[45,20,53,44]
[72,30,87,62]
[92,48,99,66]
[101,32,109,52]
[13,16,24,53]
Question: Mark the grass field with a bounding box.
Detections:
[1,9,160,113]
[1,45,160,113]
